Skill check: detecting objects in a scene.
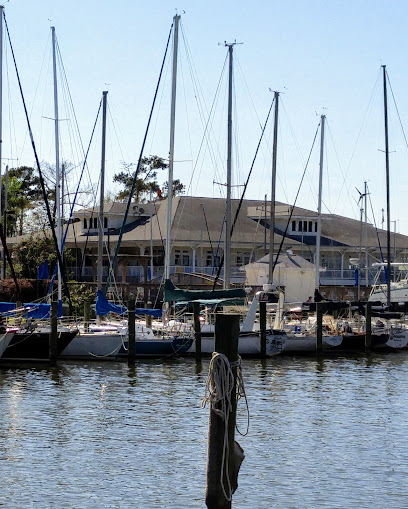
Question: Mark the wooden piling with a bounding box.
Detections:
[145,301,153,329]
[205,313,244,509]
[316,303,323,355]
[193,301,202,362]
[84,301,90,333]
[49,300,58,363]
[259,300,267,358]
[128,298,135,362]
[365,302,372,353]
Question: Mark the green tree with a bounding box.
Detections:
[3,166,43,236]
[113,156,185,202]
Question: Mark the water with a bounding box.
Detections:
[0,354,408,508]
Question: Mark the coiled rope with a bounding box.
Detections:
[202,352,249,501]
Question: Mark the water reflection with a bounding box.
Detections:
[0,355,406,507]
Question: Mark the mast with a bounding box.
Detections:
[364,180,368,286]
[0,6,3,279]
[315,114,325,290]
[164,13,180,282]
[51,26,62,304]
[224,42,234,289]
[268,91,279,283]
[382,65,391,307]
[97,90,108,292]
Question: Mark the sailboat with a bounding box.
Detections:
[263,112,342,354]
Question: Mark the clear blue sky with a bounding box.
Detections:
[3,0,408,237]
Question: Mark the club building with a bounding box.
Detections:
[39,195,408,301]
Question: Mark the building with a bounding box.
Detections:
[49,195,408,300]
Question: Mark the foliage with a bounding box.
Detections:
[113,156,185,202]
[12,233,57,279]
[68,282,95,317]
[3,166,43,236]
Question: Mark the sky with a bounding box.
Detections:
[2,0,408,235]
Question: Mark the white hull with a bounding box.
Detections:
[385,327,408,349]
[0,331,15,358]
[61,332,125,358]
[187,332,285,357]
[280,334,342,353]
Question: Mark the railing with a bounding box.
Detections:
[67,265,394,286]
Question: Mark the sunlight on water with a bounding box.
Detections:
[0,355,408,508]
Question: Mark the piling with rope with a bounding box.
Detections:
[204,313,245,509]
[128,298,135,362]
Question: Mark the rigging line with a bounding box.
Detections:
[5,41,17,166]
[201,203,215,261]
[325,119,357,218]
[193,52,229,198]
[3,13,73,313]
[272,123,321,276]
[104,22,174,295]
[56,38,98,206]
[212,95,276,289]
[106,100,128,166]
[387,72,408,153]
[335,69,381,211]
[180,23,227,196]
[368,183,385,264]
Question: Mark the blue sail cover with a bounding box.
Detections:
[0,301,62,318]
[95,290,162,317]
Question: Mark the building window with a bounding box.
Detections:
[308,221,313,232]
[84,218,87,229]
[315,222,317,232]
[93,217,98,229]
[182,252,190,266]
[299,221,303,232]
[104,217,108,228]
[292,220,296,232]
[174,250,181,265]
[206,251,213,267]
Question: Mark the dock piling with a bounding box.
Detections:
[365,302,372,353]
[205,313,244,509]
[193,302,202,362]
[49,300,58,363]
[316,303,323,356]
[259,300,267,358]
[128,298,135,362]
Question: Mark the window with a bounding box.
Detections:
[93,217,98,229]
[182,252,190,266]
[84,218,87,229]
[206,251,213,267]
[299,221,303,232]
[292,220,296,232]
[174,250,181,265]
[308,221,313,232]
[104,217,108,228]
[303,221,308,232]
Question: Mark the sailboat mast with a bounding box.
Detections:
[315,114,325,290]
[52,26,62,303]
[364,180,369,286]
[97,90,108,292]
[268,91,279,283]
[164,14,180,282]
[224,42,234,289]
[382,65,391,306]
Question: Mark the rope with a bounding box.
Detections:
[201,352,249,501]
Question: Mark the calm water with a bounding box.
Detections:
[0,354,408,508]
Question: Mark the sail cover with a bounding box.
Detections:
[164,279,246,303]
[96,290,162,317]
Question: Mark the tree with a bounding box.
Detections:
[113,156,185,202]
[2,166,43,236]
